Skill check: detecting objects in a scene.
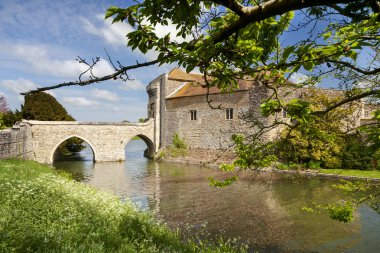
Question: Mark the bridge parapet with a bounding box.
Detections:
[23,118,154,126]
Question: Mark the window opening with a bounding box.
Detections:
[282,109,288,118]
[226,108,233,120]
[190,110,197,121]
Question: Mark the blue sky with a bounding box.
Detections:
[1,1,360,122]
[0,0,178,122]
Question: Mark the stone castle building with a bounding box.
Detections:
[147,68,374,151]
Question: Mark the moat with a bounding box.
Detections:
[53,139,380,253]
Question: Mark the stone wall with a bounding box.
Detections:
[164,91,254,149]
[147,76,161,148]
[0,123,33,160]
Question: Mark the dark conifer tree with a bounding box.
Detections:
[22,92,85,156]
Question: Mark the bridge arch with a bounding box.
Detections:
[50,135,97,164]
[125,134,155,158]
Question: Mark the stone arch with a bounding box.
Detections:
[49,135,97,164]
[126,134,155,158]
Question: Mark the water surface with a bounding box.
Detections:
[53,140,380,252]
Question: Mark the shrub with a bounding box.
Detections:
[172,133,187,149]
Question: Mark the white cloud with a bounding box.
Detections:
[62,96,99,107]
[0,78,56,106]
[289,72,309,84]
[119,79,146,91]
[147,20,193,44]
[91,88,119,101]
[88,60,115,77]
[82,14,133,47]
[45,90,56,97]
[0,78,38,94]
[83,15,193,61]
[0,43,115,79]
[83,14,192,46]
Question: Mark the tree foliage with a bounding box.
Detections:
[22,92,85,156]
[1,110,22,129]
[275,89,359,169]
[22,1,379,154]
[0,95,10,114]
[23,92,75,121]
[19,0,380,221]
[0,95,10,129]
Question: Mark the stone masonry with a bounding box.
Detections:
[1,68,374,164]
[0,123,33,160]
[5,119,155,164]
[147,68,374,151]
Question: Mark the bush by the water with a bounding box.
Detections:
[172,133,187,149]
[0,159,245,252]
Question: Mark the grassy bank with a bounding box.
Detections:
[0,159,245,253]
[318,169,380,179]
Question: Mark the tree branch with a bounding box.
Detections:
[370,0,380,13]
[20,58,162,95]
[212,0,246,17]
[328,4,370,20]
[202,0,356,46]
[326,59,380,75]
[314,89,379,116]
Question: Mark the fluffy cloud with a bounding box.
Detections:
[289,72,309,84]
[82,14,133,47]
[91,88,119,101]
[62,96,99,107]
[0,78,38,94]
[0,78,57,99]
[83,15,193,60]
[118,79,146,91]
[0,43,114,79]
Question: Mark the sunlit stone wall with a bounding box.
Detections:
[0,123,33,160]
[164,90,253,149]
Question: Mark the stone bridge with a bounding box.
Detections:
[22,119,156,164]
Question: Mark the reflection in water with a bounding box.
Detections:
[54,140,380,252]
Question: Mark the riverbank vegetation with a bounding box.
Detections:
[155,133,188,160]
[0,159,246,252]
[318,169,380,179]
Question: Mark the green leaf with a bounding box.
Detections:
[105,6,120,19]
[282,46,295,60]
[303,61,314,71]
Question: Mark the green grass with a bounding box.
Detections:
[319,169,380,179]
[0,159,245,253]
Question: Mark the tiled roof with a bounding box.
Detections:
[167,68,254,99]
[167,68,198,81]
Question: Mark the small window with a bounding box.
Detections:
[190,110,197,121]
[282,109,288,118]
[226,108,233,120]
[364,110,370,118]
